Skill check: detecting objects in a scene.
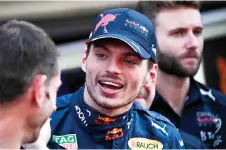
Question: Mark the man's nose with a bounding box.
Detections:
[106,59,122,75]
[185,32,198,51]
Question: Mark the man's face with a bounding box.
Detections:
[40,73,62,124]
[155,7,204,77]
[135,78,156,109]
[83,40,150,110]
[29,73,61,143]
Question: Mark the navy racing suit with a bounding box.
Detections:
[48,86,184,149]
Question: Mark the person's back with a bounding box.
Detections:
[48,8,184,149]
[0,20,61,149]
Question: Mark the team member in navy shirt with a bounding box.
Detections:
[47,8,184,149]
[138,1,226,148]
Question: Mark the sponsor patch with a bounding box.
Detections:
[105,128,124,141]
[95,116,116,125]
[128,138,163,150]
[75,105,88,126]
[196,111,222,147]
[53,134,78,150]
[124,17,149,40]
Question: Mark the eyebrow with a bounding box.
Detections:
[124,51,140,58]
[93,43,110,52]
[169,26,203,33]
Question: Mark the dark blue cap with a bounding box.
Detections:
[86,8,157,62]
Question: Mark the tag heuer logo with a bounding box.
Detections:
[53,134,78,150]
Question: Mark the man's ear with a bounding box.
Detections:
[31,74,47,108]
[81,47,87,73]
[146,64,158,84]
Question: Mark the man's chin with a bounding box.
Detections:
[24,129,40,144]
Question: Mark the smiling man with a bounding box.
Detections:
[47,8,184,149]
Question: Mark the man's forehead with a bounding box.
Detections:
[156,7,203,29]
[92,40,135,53]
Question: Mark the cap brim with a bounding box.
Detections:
[86,34,155,62]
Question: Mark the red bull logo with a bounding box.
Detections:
[93,13,119,34]
[139,25,148,33]
[125,19,139,28]
[107,128,122,134]
[99,116,116,123]
[105,128,124,141]
[95,116,116,125]
[124,18,149,38]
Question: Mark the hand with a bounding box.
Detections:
[22,118,51,149]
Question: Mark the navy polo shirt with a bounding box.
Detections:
[151,78,226,149]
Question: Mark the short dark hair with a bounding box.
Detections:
[137,1,201,25]
[0,20,59,103]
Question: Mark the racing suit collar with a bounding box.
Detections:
[70,86,133,142]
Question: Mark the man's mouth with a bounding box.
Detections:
[99,81,123,90]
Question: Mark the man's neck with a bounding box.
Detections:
[0,114,23,149]
[84,86,132,117]
[156,70,190,116]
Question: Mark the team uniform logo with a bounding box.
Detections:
[128,138,163,150]
[200,89,216,101]
[52,134,78,150]
[75,105,88,126]
[196,111,222,147]
[95,116,116,125]
[105,128,124,141]
[94,14,119,34]
[124,18,149,38]
[151,121,168,136]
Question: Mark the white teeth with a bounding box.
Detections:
[101,81,121,87]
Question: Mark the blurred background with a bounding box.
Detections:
[0,1,225,96]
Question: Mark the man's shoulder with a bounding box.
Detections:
[133,102,175,127]
[50,94,73,125]
[133,103,184,148]
[56,94,73,109]
[195,80,226,106]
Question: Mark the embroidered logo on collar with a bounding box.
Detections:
[128,138,163,150]
[151,121,168,136]
[75,105,89,126]
[105,128,124,141]
[95,116,116,125]
[52,134,78,150]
